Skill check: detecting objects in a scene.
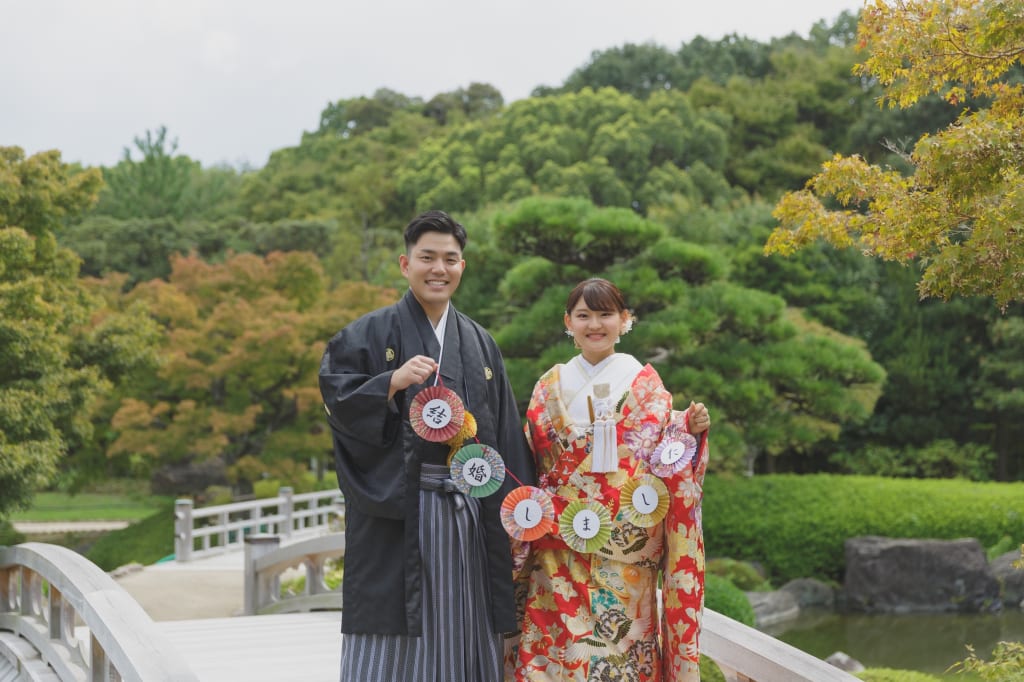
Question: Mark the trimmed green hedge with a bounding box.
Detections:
[703,475,1024,583]
[86,505,174,571]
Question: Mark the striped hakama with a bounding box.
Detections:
[340,464,504,682]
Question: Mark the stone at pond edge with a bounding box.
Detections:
[991,549,1024,608]
[745,589,799,627]
[747,577,835,627]
[843,536,1001,613]
[825,651,865,673]
[780,577,835,610]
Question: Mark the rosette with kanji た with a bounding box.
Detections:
[619,474,670,528]
[500,486,555,541]
[449,443,506,498]
[648,423,698,478]
[409,385,465,443]
[557,500,612,553]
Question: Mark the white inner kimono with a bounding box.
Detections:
[560,353,643,471]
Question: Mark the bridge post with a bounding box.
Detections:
[0,567,11,610]
[175,498,194,562]
[280,487,294,538]
[19,567,32,616]
[244,534,281,615]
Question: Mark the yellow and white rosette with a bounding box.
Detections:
[619,474,670,528]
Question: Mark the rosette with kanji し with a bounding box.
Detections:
[500,486,555,541]
[619,475,670,528]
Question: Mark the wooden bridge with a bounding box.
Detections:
[1,489,858,681]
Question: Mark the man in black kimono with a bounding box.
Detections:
[319,210,534,682]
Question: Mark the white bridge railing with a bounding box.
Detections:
[0,542,199,681]
[174,487,343,562]
[243,534,345,616]
[242,532,858,682]
[0,534,856,682]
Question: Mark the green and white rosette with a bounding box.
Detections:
[558,500,612,553]
[449,443,506,498]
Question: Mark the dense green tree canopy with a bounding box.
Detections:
[11,10,1023,493]
[478,197,885,474]
[0,148,159,515]
[93,126,242,222]
[396,87,734,217]
[61,215,342,285]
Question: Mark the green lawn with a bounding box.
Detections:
[9,491,174,522]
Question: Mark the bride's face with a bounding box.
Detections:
[564,302,627,363]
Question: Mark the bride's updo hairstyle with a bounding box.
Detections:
[565,278,628,314]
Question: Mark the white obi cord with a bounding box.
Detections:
[590,384,618,473]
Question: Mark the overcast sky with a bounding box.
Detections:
[2,0,865,170]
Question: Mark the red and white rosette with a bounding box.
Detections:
[648,422,698,478]
[409,386,465,443]
[500,486,555,541]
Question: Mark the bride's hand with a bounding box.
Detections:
[687,401,710,434]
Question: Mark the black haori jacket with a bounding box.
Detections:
[318,290,535,635]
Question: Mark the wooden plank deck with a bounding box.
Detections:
[157,612,341,681]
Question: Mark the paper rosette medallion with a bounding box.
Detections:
[648,424,698,477]
[409,386,465,442]
[620,475,670,528]
[558,500,612,553]
[500,486,555,541]
[449,443,505,497]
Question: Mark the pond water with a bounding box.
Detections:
[764,608,1024,677]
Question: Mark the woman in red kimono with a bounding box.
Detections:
[515,278,709,681]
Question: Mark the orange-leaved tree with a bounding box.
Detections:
[106,250,396,495]
[767,0,1024,309]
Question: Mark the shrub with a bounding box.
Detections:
[949,641,1024,681]
[253,472,337,499]
[280,558,344,597]
[704,574,755,626]
[830,439,996,481]
[699,655,727,682]
[253,479,288,499]
[203,485,234,505]
[0,520,25,546]
[706,557,772,591]
[986,535,1020,561]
